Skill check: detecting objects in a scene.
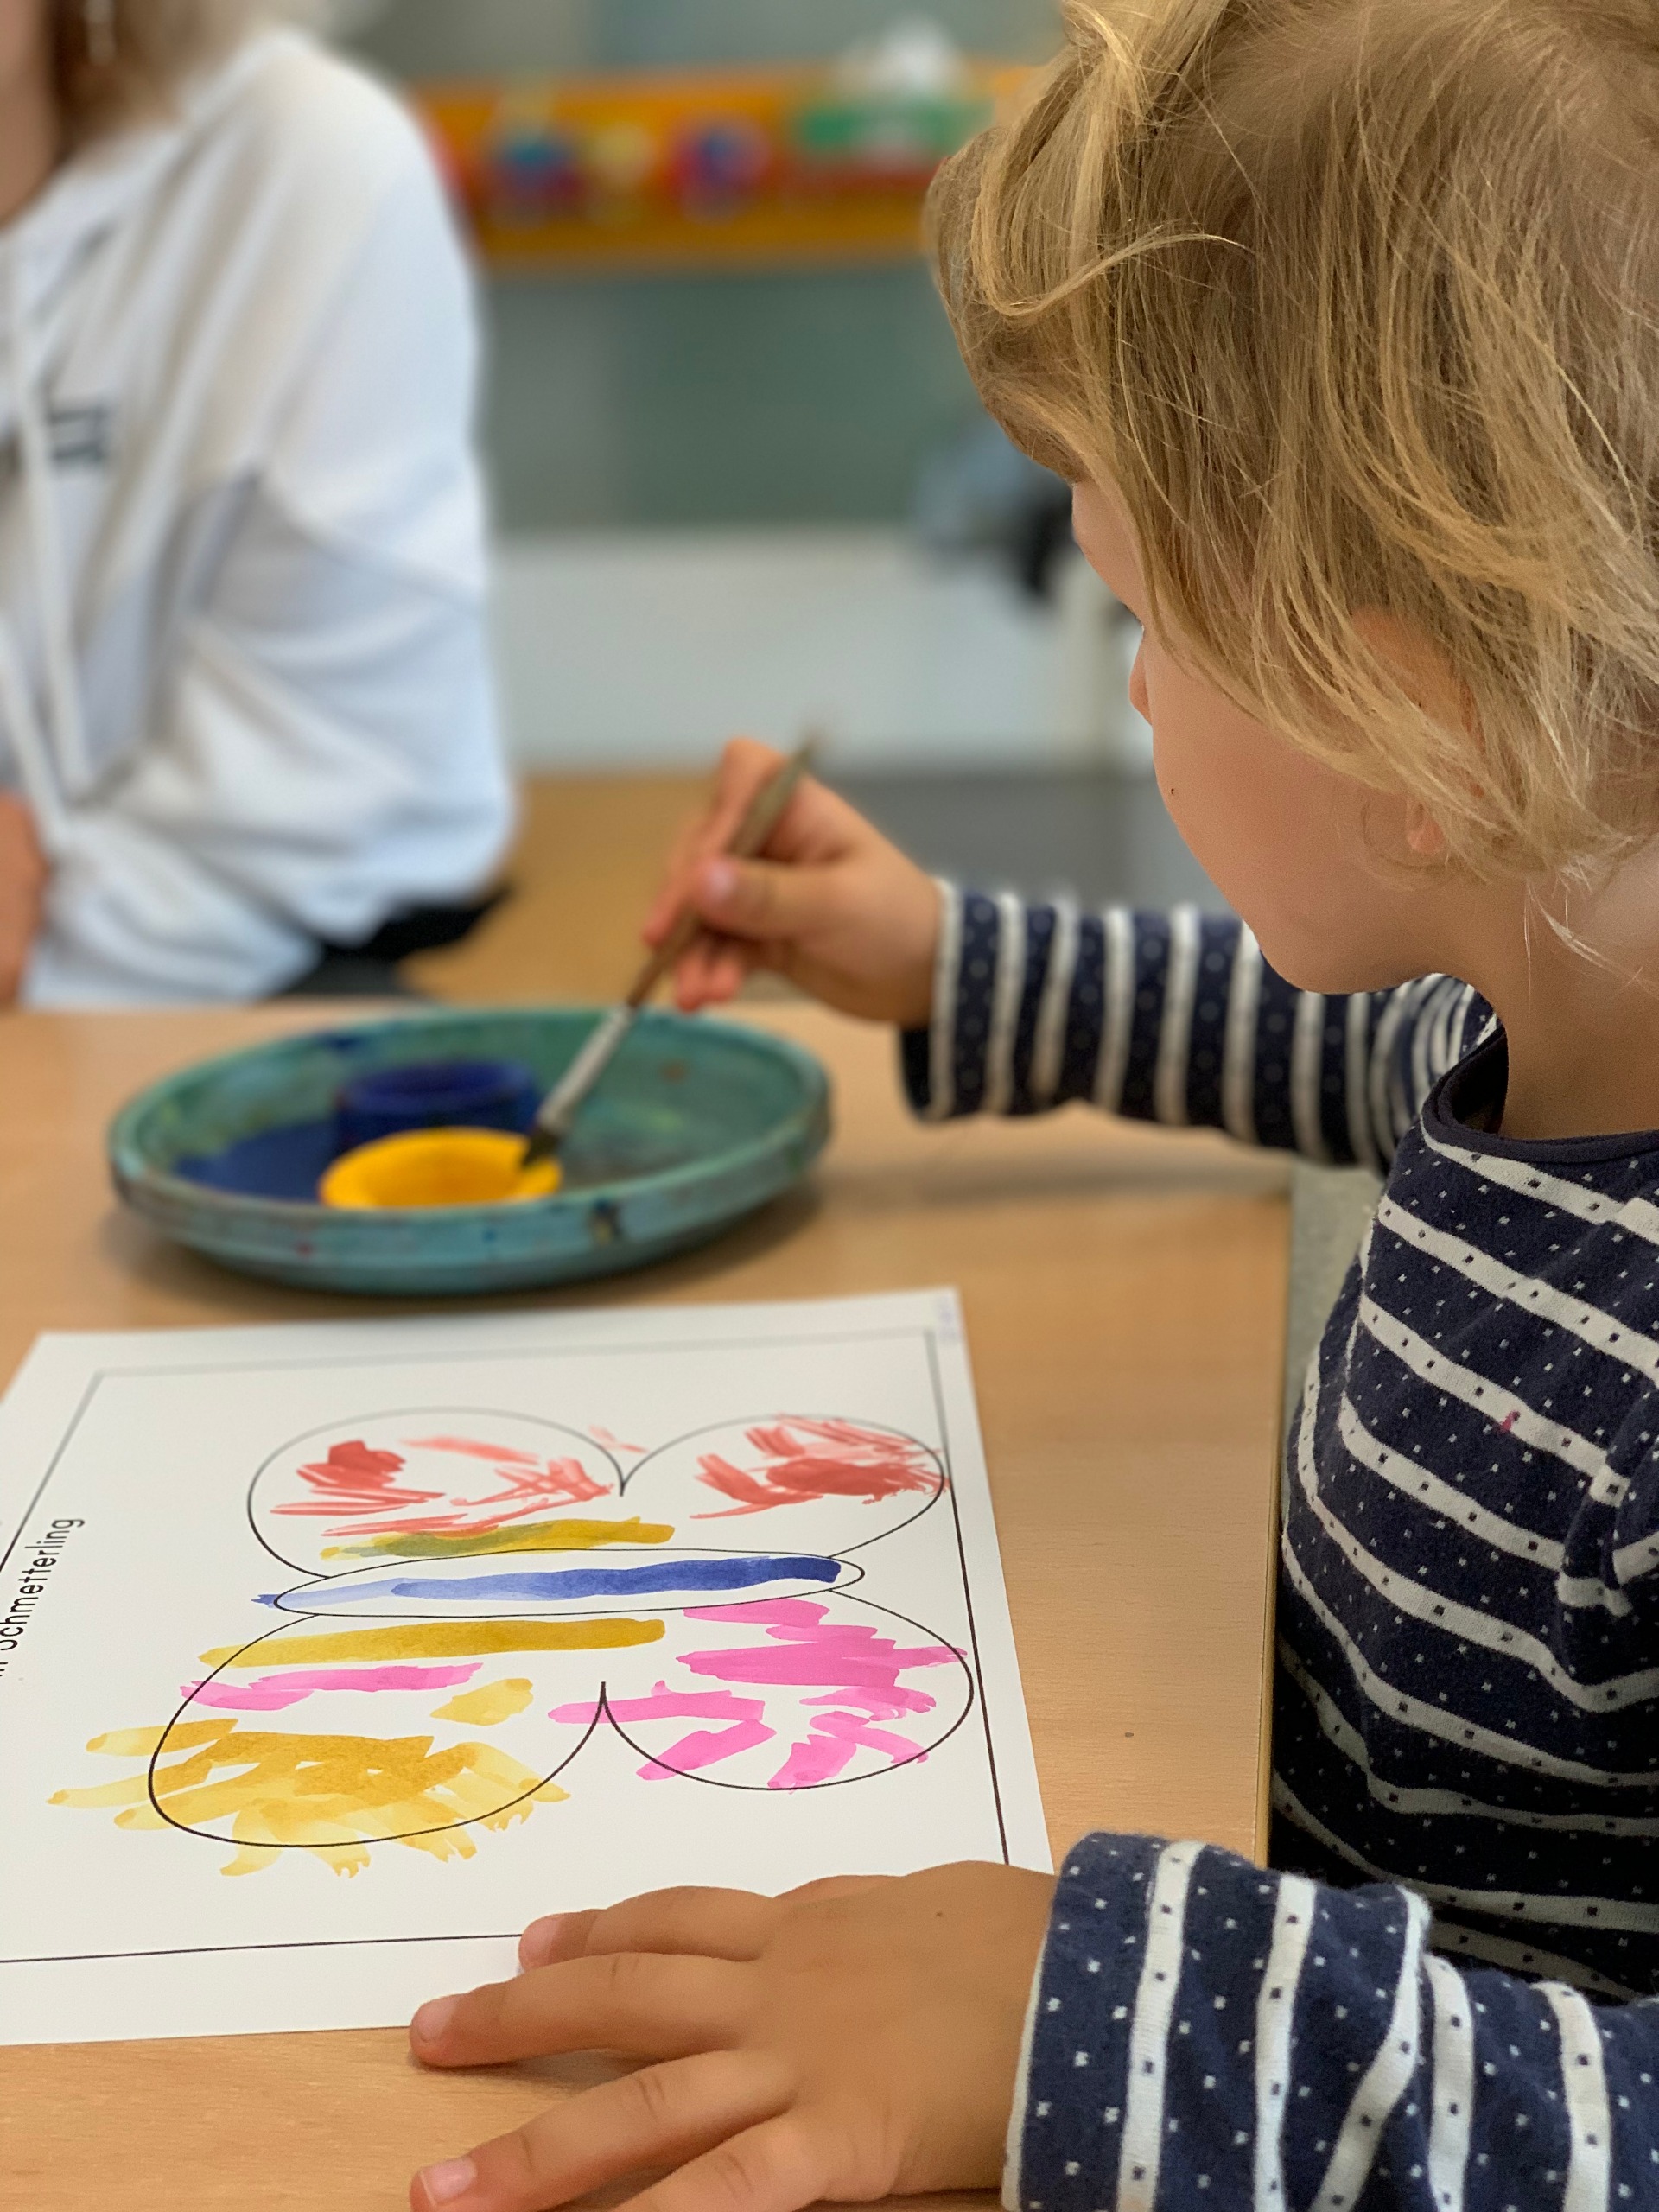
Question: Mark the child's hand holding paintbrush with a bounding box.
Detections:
[644,738,943,1030]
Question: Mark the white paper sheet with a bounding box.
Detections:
[0,1290,1046,2046]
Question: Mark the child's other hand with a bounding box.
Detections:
[408,1862,1055,2212]
[644,739,940,1028]
[0,793,47,1007]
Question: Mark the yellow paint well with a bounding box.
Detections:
[321,1127,560,1210]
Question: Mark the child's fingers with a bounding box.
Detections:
[671,934,751,1012]
[700,942,752,1002]
[643,741,788,946]
[618,2112,832,2212]
[409,2050,791,2212]
[688,856,841,947]
[522,1888,777,1972]
[410,1952,749,2069]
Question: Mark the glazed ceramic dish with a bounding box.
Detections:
[107,1008,831,1296]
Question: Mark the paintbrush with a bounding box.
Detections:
[521,737,817,1170]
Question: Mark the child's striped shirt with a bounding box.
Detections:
[907,889,1659,2212]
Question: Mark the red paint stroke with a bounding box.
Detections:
[179,1662,480,1713]
[1499,1411,1518,1433]
[692,1419,940,1519]
[352,1453,610,1536]
[404,1435,544,1467]
[271,1433,611,1537]
[271,1440,442,1519]
[591,1426,646,1455]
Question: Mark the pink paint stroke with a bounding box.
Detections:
[547,1602,960,1790]
[591,1426,646,1455]
[769,1709,925,1788]
[692,1418,940,1519]
[638,1719,776,1780]
[548,1685,774,1781]
[179,1662,480,1713]
[683,1599,960,1788]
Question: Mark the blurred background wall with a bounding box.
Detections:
[334,1,1219,911]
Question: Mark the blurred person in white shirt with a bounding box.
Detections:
[0,0,513,1005]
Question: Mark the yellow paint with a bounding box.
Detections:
[53,1718,571,1877]
[198,1616,664,1669]
[432,1676,534,1725]
[320,1127,561,1211]
[322,1516,674,1562]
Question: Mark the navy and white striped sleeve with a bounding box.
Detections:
[1010,1834,1659,2212]
[901,887,1494,1167]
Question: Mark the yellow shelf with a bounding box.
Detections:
[416,60,1028,276]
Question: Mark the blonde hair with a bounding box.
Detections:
[53,0,312,142]
[930,0,1659,882]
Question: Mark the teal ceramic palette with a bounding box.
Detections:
[108,1008,830,1296]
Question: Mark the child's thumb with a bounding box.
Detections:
[692,855,830,942]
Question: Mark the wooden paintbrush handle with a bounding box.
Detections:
[624,740,815,1009]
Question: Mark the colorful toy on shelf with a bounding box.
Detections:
[415,40,1027,273]
[793,17,995,193]
[672,115,777,212]
[485,94,585,219]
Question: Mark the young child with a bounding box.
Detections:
[406,3,1659,2209]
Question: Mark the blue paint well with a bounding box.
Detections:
[312,1555,844,1606]
[336,1058,539,1149]
[175,1118,339,1201]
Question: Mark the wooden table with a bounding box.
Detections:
[0,1000,1289,2211]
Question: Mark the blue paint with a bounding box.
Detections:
[175,1118,340,1201]
[172,1059,541,1201]
[314,1555,844,1606]
[335,1059,538,1149]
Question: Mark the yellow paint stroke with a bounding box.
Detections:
[321,1516,674,1563]
[197,1617,664,1669]
[432,1677,534,1725]
[52,1718,571,1878]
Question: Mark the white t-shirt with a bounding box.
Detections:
[0,28,514,1004]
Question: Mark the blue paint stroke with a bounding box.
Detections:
[314,1556,844,1605]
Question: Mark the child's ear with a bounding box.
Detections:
[1403,800,1449,859]
[1353,607,1478,867]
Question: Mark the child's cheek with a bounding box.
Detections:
[1144,655,1267,891]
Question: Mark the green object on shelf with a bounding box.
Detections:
[108,1007,831,1298]
[792,91,994,173]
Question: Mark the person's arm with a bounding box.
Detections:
[645,741,1485,1167]
[904,889,1486,1166]
[1014,1833,1659,2212]
[397,1846,1659,2212]
[22,105,512,1007]
[0,792,46,1005]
